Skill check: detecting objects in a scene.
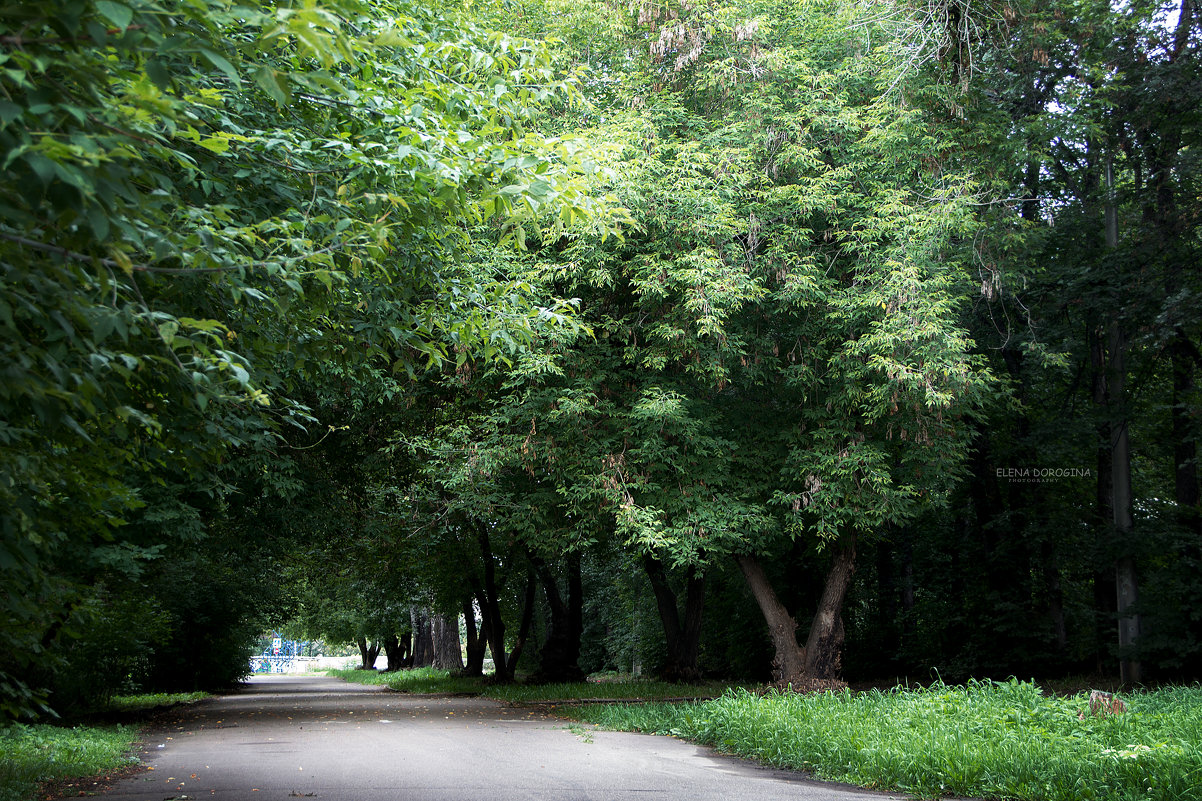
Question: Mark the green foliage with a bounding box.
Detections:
[3,0,1198,710]
[575,681,1202,801]
[0,0,626,718]
[0,722,140,801]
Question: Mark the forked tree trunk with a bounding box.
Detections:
[735,554,806,684]
[736,537,857,686]
[356,636,381,671]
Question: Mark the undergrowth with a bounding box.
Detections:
[0,723,140,801]
[0,691,207,801]
[568,679,1202,801]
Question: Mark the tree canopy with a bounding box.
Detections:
[2,0,1199,718]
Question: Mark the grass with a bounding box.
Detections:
[327,667,732,704]
[105,691,209,714]
[0,723,141,801]
[0,691,208,801]
[485,679,731,704]
[567,679,1202,801]
[328,667,487,695]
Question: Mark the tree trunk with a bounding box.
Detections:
[355,636,378,670]
[643,556,706,681]
[474,525,515,682]
[356,636,381,670]
[410,607,435,668]
[1109,325,1140,686]
[504,570,538,680]
[803,536,857,680]
[735,554,806,685]
[1090,319,1118,672]
[431,613,463,671]
[382,633,404,672]
[1104,153,1140,686]
[356,636,368,670]
[462,601,487,677]
[478,586,509,681]
[1170,335,1200,536]
[530,553,585,682]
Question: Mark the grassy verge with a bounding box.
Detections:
[0,692,208,801]
[105,691,209,714]
[328,667,733,704]
[328,667,487,694]
[0,723,141,801]
[568,679,1202,801]
[485,679,731,704]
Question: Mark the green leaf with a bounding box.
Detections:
[198,137,231,154]
[145,58,172,89]
[0,100,21,129]
[199,48,241,85]
[254,65,291,106]
[94,1,133,30]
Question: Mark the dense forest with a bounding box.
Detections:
[1,0,1198,720]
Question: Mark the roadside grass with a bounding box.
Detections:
[0,723,140,801]
[568,679,1202,801]
[0,692,207,801]
[328,668,732,703]
[105,691,209,714]
[328,667,486,695]
[486,679,730,704]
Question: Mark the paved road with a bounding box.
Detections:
[91,675,908,801]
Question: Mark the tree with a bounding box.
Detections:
[0,0,622,718]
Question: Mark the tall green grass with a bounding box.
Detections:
[0,723,140,801]
[572,680,1202,801]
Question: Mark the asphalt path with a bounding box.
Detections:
[90,674,910,801]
